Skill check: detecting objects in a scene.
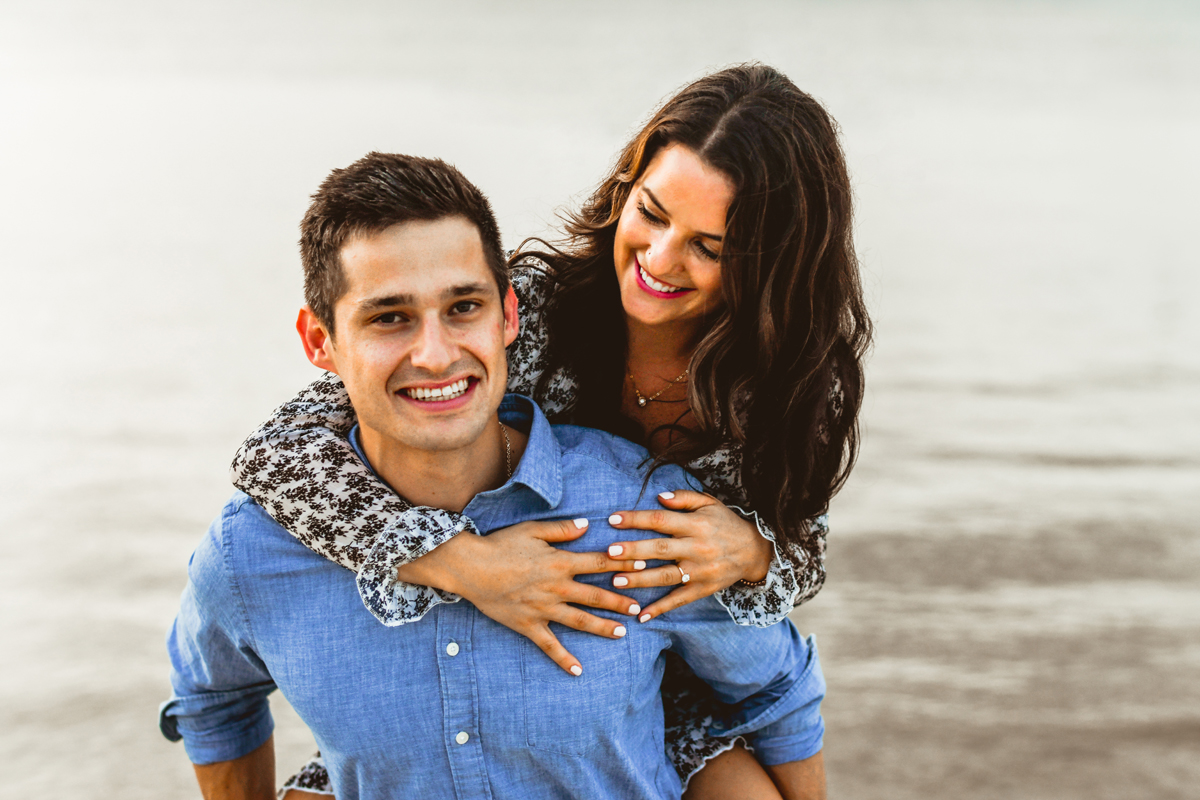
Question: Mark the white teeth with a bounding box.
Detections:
[640,265,684,293]
[405,378,470,402]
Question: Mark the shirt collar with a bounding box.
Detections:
[347,393,563,511]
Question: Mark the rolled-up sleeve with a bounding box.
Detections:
[160,508,277,765]
[668,603,826,766]
[715,634,825,764]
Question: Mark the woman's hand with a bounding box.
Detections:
[605,490,774,622]
[395,519,643,677]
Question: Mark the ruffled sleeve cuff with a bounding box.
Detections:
[354,508,479,626]
[712,510,827,628]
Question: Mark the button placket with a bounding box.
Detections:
[436,603,489,797]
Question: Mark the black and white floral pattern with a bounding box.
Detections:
[232,260,830,792]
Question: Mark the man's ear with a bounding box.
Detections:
[297,307,338,373]
[502,284,520,347]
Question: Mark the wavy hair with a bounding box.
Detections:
[519,64,871,562]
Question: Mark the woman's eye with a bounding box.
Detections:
[695,241,719,261]
[637,202,663,225]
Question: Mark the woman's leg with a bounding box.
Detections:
[683,741,784,800]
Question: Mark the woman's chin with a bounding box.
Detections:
[623,300,695,329]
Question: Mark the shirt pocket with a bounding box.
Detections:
[520,628,632,755]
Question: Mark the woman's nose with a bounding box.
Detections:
[645,231,683,275]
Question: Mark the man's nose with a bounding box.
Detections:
[409,317,458,374]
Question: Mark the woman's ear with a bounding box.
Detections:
[297,307,339,374]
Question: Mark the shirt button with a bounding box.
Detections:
[446,642,460,657]
[455,731,470,745]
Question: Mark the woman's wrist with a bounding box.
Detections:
[394,532,478,596]
[740,524,774,584]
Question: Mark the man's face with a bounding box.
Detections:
[302,216,517,457]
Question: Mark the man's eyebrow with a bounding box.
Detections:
[643,187,724,242]
[358,294,415,310]
[356,283,492,312]
[445,282,491,298]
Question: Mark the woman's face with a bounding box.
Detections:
[613,144,734,333]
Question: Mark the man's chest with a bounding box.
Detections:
[244,561,669,766]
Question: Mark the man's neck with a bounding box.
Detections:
[358,417,529,512]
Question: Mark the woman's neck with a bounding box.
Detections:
[625,316,699,374]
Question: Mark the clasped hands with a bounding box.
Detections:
[398,489,773,676]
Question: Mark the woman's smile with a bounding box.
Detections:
[635,257,694,298]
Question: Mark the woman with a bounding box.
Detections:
[241,63,870,798]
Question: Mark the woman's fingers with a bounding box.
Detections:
[524,517,592,543]
[565,549,644,575]
[635,584,707,623]
[605,533,689,563]
[562,580,643,617]
[528,625,584,677]
[605,491,718,540]
[549,605,631,641]
[653,488,718,511]
[612,564,687,590]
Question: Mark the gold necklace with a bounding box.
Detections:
[499,419,512,479]
[628,367,690,407]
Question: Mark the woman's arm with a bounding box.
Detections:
[229,373,465,624]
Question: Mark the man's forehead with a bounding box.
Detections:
[338,217,494,308]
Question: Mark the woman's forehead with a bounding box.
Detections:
[637,145,734,234]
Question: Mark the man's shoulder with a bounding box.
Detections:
[205,492,313,575]
[550,424,702,494]
[220,491,286,535]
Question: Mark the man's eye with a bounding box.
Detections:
[375,313,408,324]
[450,301,480,315]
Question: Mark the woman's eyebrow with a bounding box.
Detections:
[642,187,723,242]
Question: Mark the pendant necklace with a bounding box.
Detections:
[628,367,690,407]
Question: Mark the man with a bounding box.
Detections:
[160,153,827,799]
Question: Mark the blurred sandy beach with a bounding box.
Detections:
[1,1,1198,797]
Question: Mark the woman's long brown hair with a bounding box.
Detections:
[517,63,872,567]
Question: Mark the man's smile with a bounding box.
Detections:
[396,376,479,408]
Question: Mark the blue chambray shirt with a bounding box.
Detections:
[161,395,825,800]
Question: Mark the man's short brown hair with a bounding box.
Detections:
[300,152,508,331]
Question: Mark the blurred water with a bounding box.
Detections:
[1,1,1197,797]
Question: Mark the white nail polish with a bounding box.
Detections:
[608,514,622,525]
[608,545,623,557]
[613,626,627,637]
[639,613,651,623]
[613,576,628,587]
[634,560,646,570]
[659,491,675,500]
[570,665,582,676]
[574,518,589,529]
[629,604,641,615]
